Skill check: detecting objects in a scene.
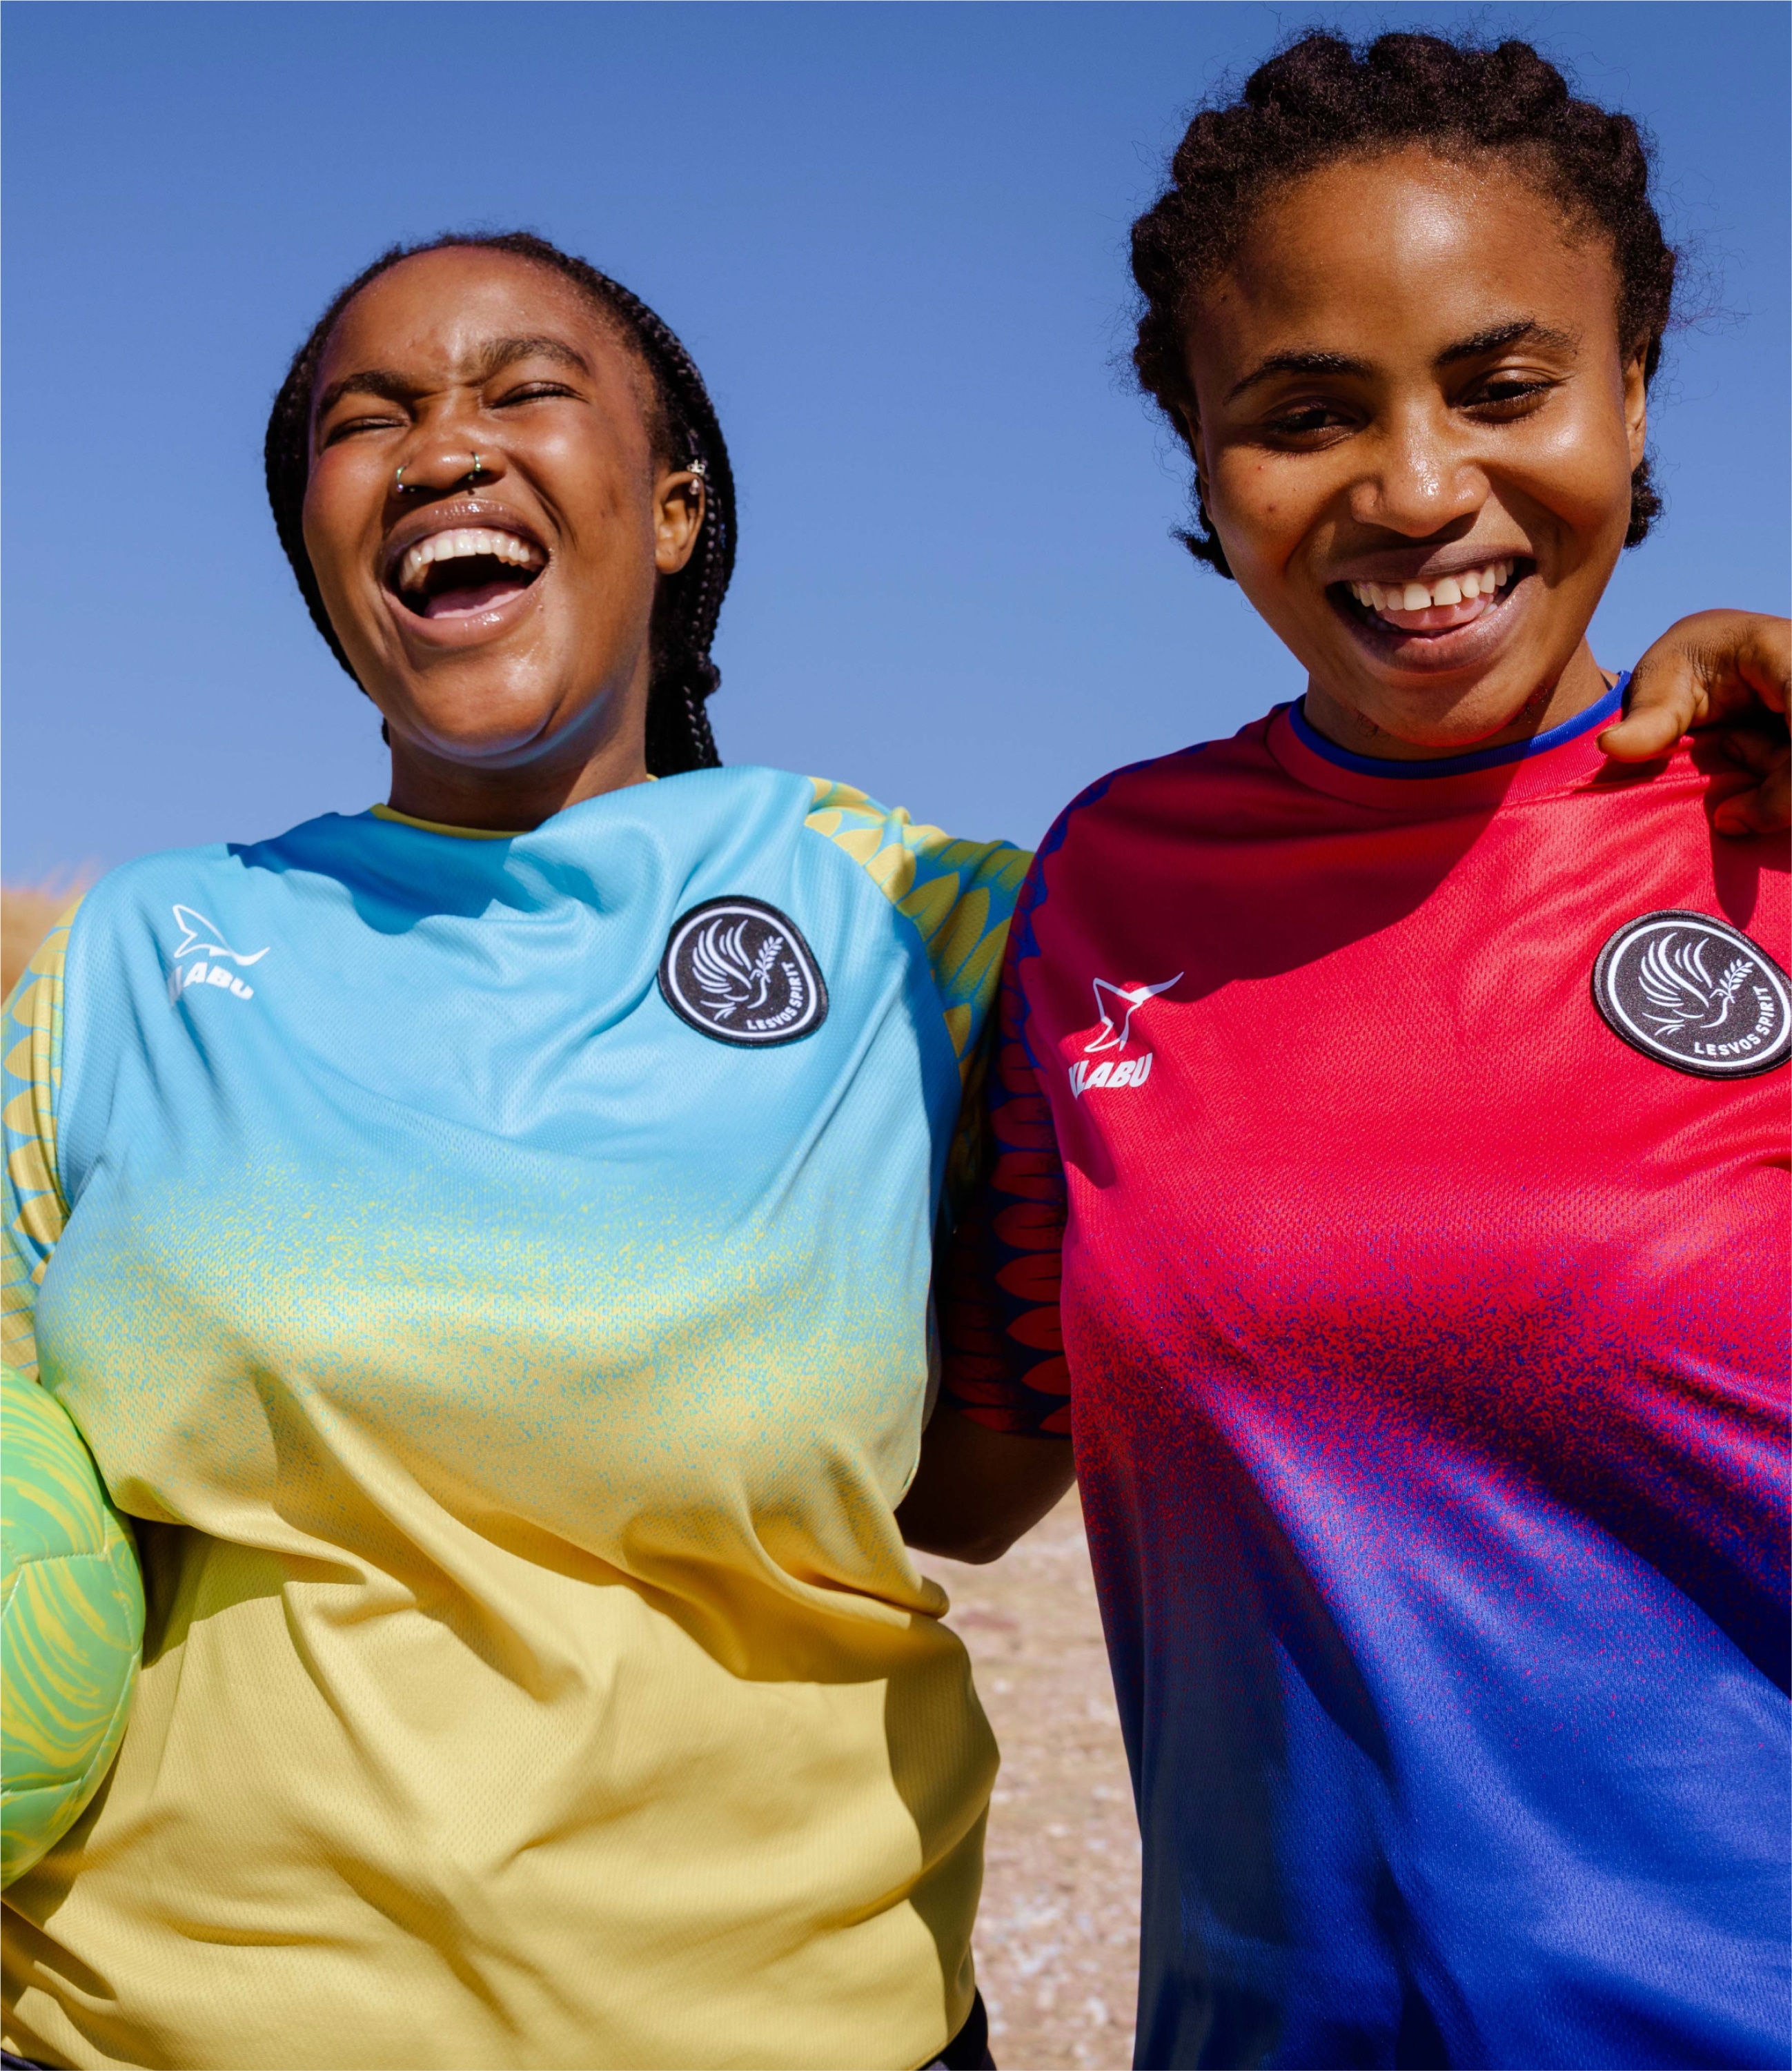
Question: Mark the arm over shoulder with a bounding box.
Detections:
[898,863,1079,1562]
[805,778,1031,1218]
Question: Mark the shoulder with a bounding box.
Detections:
[1032,715,1284,871]
[46,822,331,979]
[804,777,1029,903]
[805,774,1028,948]
[803,776,1032,1069]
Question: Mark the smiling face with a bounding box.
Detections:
[1179,148,1648,756]
[302,246,702,821]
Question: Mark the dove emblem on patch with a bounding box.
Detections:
[659,897,828,1046]
[1593,910,1789,1078]
[692,917,785,1021]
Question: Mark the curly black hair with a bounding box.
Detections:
[264,230,736,776]
[1131,31,1678,578]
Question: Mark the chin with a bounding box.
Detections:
[395,699,560,765]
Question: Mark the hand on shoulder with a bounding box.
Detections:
[1599,610,1790,835]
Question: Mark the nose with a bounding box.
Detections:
[1348,406,1484,539]
[391,444,505,500]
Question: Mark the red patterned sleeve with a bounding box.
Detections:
[938,914,1072,1439]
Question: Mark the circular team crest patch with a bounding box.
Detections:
[659,897,828,1047]
[1592,910,1791,1078]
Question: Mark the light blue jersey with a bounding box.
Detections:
[2,765,1027,2071]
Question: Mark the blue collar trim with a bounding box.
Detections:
[1290,675,1628,778]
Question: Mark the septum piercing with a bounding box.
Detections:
[395,455,485,495]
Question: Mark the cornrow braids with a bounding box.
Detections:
[1131,31,1679,577]
[264,230,736,776]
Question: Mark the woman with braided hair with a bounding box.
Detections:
[911,30,1791,2070]
[0,232,1021,2070]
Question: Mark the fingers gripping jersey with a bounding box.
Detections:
[1,767,1027,2071]
[942,687,1790,2070]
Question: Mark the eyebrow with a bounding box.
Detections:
[1225,349,1368,404]
[1223,318,1580,404]
[313,334,594,426]
[1437,318,1578,365]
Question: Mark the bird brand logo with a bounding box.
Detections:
[1592,911,1789,1078]
[659,898,829,1047]
[166,904,268,1004]
[1070,973,1182,1097]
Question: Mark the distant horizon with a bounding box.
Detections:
[5,1,1787,879]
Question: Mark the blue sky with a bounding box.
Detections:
[4,1,1786,876]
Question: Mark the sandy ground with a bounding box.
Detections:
[913,1493,1141,2071]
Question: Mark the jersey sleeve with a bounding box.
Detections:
[3,902,78,1380]
[805,778,1031,1222]
[936,876,1072,1438]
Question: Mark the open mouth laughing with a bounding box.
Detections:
[382,504,549,628]
[1329,554,1536,663]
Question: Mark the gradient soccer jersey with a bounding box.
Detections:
[942,684,1790,2069]
[1,766,1027,2071]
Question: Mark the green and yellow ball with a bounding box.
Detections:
[1,1362,144,1886]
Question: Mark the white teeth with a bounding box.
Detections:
[1348,560,1517,616]
[396,527,546,591]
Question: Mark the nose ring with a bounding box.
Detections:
[395,456,483,495]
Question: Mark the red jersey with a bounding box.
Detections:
[943,682,1790,2068]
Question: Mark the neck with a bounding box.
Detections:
[1301,640,1613,763]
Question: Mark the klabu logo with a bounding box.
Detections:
[1593,910,1789,1077]
[1070,972,1181,1097]
[659,897,828,1047]
[166,903,268,1004]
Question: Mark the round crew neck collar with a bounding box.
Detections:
[368,803,523,841]
[1268,676,1630,810]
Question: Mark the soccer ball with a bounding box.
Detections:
[1,1362,144,1886]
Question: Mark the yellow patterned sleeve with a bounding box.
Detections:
[3,902,78,1380]
[805,781,1031,1219]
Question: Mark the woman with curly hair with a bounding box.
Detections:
[909,32,1790,2070]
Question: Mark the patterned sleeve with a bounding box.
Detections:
[805,778,1031,1224]
[936,874,1072,1437]
[3,903,78,1380]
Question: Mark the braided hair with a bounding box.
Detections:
[264,230,736,776]
[1131,32,1679,578]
